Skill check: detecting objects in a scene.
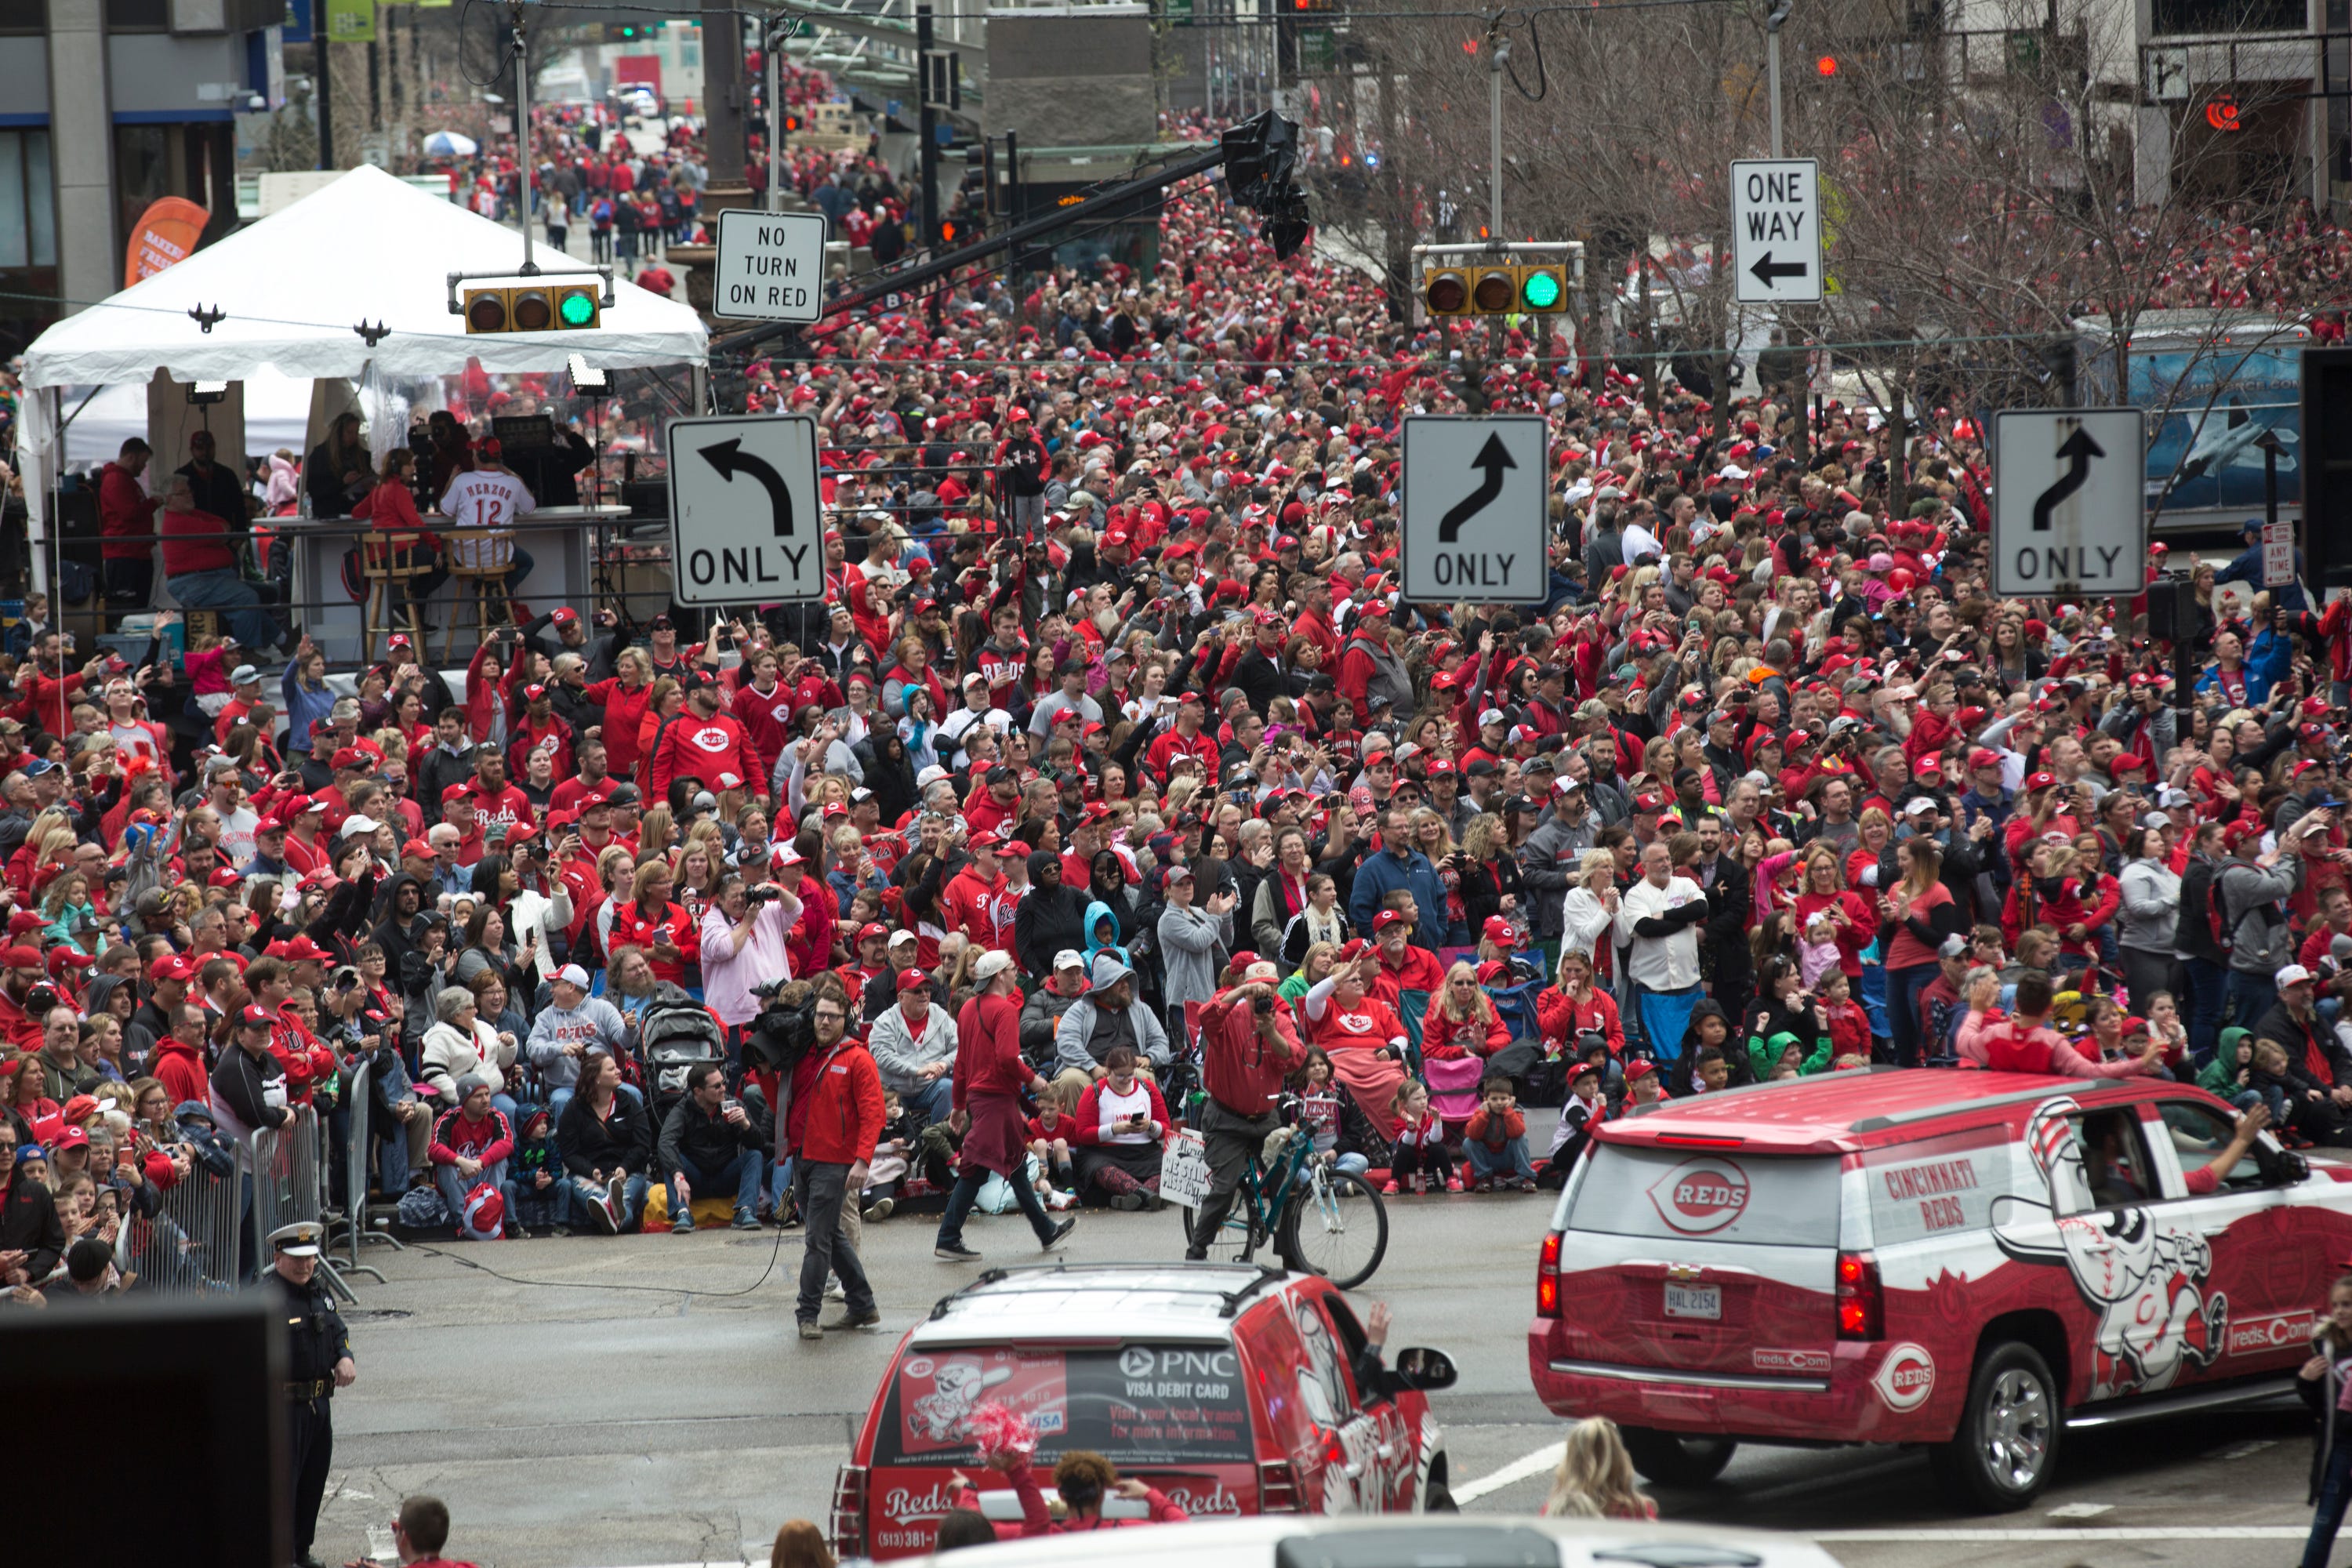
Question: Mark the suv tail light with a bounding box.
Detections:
[1537,1230,1563,1318]
[1258,1458,1301,1512]
[828,1463,869,1558]
[1836,1250,1882,1341]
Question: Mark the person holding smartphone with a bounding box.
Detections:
[1065,1046,1169,1210]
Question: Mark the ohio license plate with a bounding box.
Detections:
[1663,1283,1722,1320]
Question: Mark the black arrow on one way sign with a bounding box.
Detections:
[1748,251,1809,287]
[699,437,797,538]
[2031,426,2104,532]
[1439,434,1516,542]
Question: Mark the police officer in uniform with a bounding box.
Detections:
[270,1221,354,1568]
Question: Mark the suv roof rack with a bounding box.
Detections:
[927,1261,1286,1322]
[1848,1078,2129,1134]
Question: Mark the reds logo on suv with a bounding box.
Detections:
[1648,1156,1751,1234]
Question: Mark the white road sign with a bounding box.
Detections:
[713,209,829,323]
[1401,415,1549,604]
[1991,408,2146,597]
[666,414,823,604]
[1730,158,1822,304]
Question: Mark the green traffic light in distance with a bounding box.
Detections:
[1520,269,1561,310]
[559,292,597,326]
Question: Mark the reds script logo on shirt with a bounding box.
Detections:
[1647,1156,1751,1234]
[685,724,734,753]
[1871,1342,1936,1412]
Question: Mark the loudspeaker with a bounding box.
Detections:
[2301,347,2352,591]
[2144,576,2198,641]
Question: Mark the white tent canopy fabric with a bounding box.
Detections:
[19,163,706,389]
[14,164,706,564]
[60,368,315,466]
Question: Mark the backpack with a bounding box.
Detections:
[397,1185,450,1229]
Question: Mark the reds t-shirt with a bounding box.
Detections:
[440,470,535,569]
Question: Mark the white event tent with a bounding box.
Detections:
[16,165,707,586]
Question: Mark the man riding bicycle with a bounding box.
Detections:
[1185,960,1302,1261]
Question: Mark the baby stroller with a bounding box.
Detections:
[638,984,728,1122]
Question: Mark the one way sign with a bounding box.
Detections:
[1730,158,1822,304]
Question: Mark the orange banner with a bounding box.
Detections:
[125,196,212,288]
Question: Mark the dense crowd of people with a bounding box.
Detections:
[7,71,2352,1323]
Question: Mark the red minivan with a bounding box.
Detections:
[1530,1069,2352,1508]
[833,1262,1457,1559]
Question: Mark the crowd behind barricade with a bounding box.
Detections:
[12,96,2352,1315]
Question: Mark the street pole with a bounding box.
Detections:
[1488,38,1506,240]
[513,5,535,274]
[314,0,335,169]
[1004,129,1021,293]
[767,26,782,212]
[1766,0,1791,159]
[918,5,942,249]
[2262,426,2283,532]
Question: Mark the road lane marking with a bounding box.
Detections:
[2043,1502,2110,1519]
[1814,1527,2308,1541]
[1453,1439,1566,1503]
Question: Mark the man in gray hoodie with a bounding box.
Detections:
[2217,816,2313,1034]
[525,964,629,1119]
[1156,866,1233,1033]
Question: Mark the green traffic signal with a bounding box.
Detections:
[1520,268,1562,310]
[559,292,597,326]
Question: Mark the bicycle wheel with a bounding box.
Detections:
[1178,1190,1262,1265]
[1278,1167,1388,1289]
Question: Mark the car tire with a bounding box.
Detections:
[1618,1428,1737,1486]
[1931,1340,2062,1512]
[1425,1481,1458,1513]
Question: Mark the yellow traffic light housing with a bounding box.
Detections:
[1517,263,1568,313]
[1423,267,1470,315]
[553,283,600,328]
[463,288,511,334]
[1469,264,1516,313]
[465,281,601,333]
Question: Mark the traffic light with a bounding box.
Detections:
[1517,260,1567,313]
[463,282,600,334]
[1421,260,1565,317]
[602,21,652,42]
[1220,111,1312,260]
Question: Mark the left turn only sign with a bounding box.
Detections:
[666,415,823,604]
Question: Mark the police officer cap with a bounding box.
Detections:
[269,1221,325,1258]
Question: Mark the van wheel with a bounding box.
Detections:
[1424,1455,1457,1512]
[1932,1340,2061,1512]
[1619,1428,1737,1486]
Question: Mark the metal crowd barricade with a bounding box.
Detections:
[116,1154,241,1295]
[336,1058,400,1276]
[251,1105,358,1304]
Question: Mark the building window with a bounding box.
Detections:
[0,0,45,34]
[682,42,701,68]
[2151,0,2303,34]
[0,129,56,270]
[0,128,56,360]
[105,0,171,29]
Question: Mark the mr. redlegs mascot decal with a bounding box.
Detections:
[1991,1097,2227,1401]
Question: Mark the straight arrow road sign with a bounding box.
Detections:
[1991,407,2145,597]
[1403,416,1549,604]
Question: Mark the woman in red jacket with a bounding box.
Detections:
[353,449,449,615]
[586,646,656,782]
[1792,848,1875,985]
[607,857,699,989]
[1536,948,1624,1058]
[1066,1045,1169,1209]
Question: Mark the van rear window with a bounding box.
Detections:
[871,1345,1256,1468]
[1566,1146,1840,1247]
